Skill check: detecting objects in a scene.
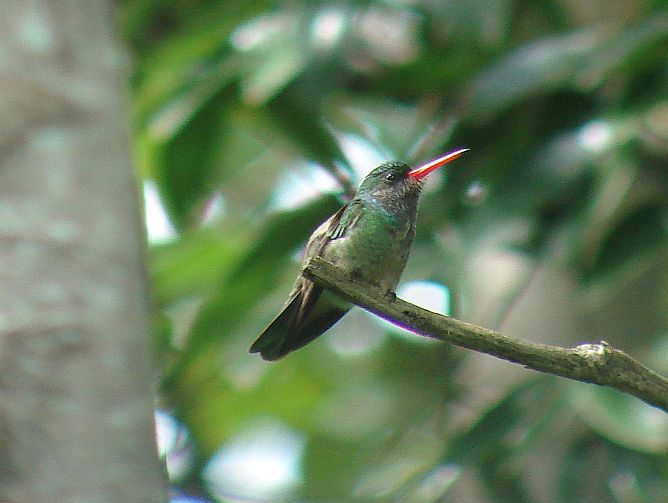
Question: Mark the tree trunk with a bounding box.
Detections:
[0,1,166,501]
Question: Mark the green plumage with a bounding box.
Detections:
[249,151,470,360]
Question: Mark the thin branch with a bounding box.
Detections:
[303,257,668,413]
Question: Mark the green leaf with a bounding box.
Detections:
[467,28,608,121]
[154,84,236,229]
[568,384,668,454]
[150,228,244,305]
[447,377,563,464]
[558,431,666,503]
[164,194,342,394]
[188,194,340,348]
[589,203,664,280]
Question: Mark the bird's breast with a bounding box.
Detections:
[321,211,414,291]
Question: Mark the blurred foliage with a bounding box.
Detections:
[121,0,668,501]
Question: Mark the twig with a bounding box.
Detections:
[303,257,668,413]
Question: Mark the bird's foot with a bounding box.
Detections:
[384,290,397,302]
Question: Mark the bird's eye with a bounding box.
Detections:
[385,173,397,182]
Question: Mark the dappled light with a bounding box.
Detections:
[121,0,668,501]
[576,120,614,154]
[144,181,177,244]
[269,163,339,210]
[156,410,193,481]
[203,420,305,501]
[326,307,387,356]
[382,280,451,341]
[310,8,347,50]
[335,132,391,180]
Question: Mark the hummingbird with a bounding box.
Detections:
[250,148,469,360]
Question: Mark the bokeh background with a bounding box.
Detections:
[120,1,668,501]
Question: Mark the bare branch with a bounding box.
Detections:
[303,257,668,413]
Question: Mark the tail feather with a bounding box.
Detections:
[250,284,348,360]
[249,293,302,360]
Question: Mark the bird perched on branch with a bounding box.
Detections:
[250,148,469,360]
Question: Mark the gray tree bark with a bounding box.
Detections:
[0,1,167,501]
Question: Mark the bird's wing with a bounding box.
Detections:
[293,198,365,328]
[250,200,365,360]
[328,199,365,241]
[304,199,365,259]
[295,201,360,329]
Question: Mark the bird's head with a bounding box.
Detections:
[358,148,469,203]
